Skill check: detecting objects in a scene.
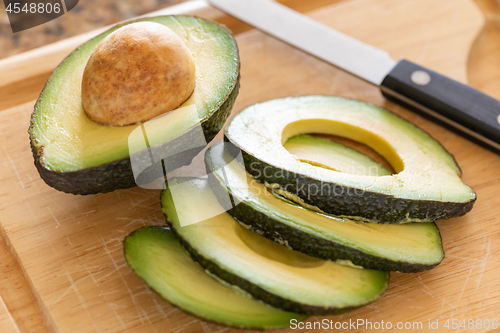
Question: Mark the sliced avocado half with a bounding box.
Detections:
[161,177,389,315]
[224,96,476,223]
[124,226,305,329]
[29,16,240,194]
[285,134,392,176]
[205,142,444,272]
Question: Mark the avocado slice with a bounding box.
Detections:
[124,226,305,329]
[284,134,392,176]
[29,16,240,194]
[205,142,444,272]
[161,177,390,315]
[224,96,476,223]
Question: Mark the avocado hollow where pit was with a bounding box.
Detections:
[81,21,196,126]
[224,96,476,223]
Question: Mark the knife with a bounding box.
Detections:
[207,0,500,154]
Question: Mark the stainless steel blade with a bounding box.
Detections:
[207,0,396,85]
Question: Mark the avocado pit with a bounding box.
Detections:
[81,21,196,126]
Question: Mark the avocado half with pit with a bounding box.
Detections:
[124,226,306,329]
[205,142,444,272]
[161,177,389,315]
[29,16,240,195]
[224,96,476,223]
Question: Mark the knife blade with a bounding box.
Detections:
[207,0,500,154]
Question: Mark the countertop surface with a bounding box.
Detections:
[1,0,499,98]
[0,0,185,59]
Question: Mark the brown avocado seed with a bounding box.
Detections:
[81,22,196,126]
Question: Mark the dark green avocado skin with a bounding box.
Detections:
[222,139,476,224]
[172,227,368,315]
[159,190,388,315]
[28,17,240,195]
[159,185,390,316]
[123,225,306,330]
[204,145,444,273]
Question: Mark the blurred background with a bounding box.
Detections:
[0,0,499,98]
[0,0,186,59]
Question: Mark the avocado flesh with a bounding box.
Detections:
[225,96,476,223]
[205,142,444,272]
[124,226,305,329]
[161,177,389,315]
[29,16,239,194]
[284,134,392,176]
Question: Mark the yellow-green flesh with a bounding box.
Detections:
[208,143,444,266]
[32,16,239,171]
[284,134,392,176]
[162,178,389,309]
[226,96,475,202]
[124,227,305,328]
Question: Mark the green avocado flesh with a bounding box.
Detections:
[284,135,392,176]
[205,142,444,272]
[124,226,305,329]
[29,16,239,194]
[161,177,389,315]
[224,96,476,223]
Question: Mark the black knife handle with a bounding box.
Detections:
[380,59,500,154]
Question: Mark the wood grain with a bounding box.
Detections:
[468,0,500,99]
[0,224,54,333]
[1,0,499,332]
[0,296,20,333]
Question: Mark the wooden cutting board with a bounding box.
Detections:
[1,0,499,332]
[0,297,20,333]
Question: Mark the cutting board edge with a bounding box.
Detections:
[0,223,59,333]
